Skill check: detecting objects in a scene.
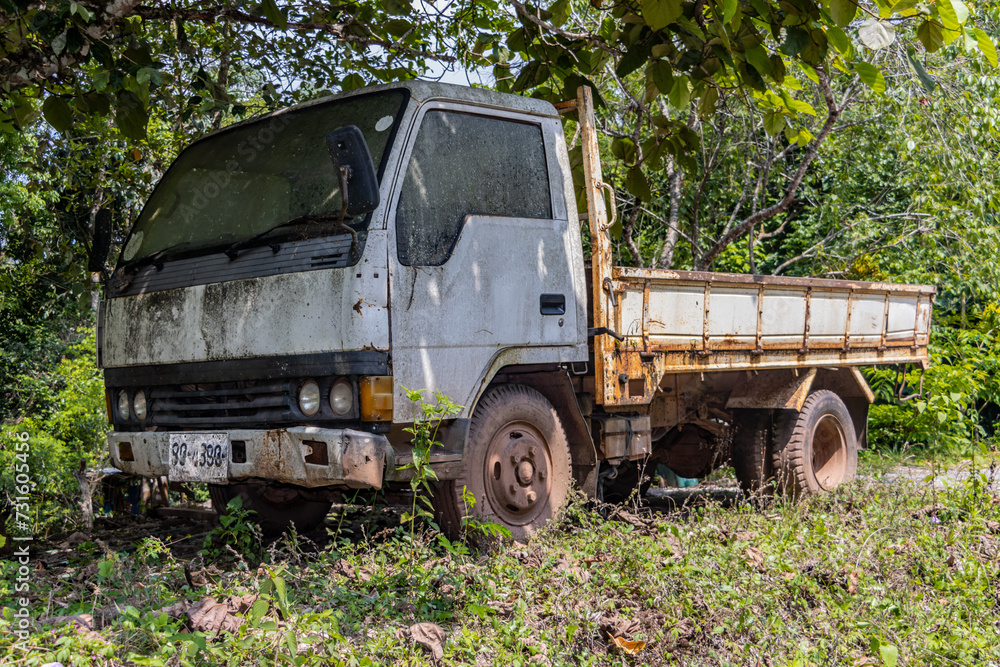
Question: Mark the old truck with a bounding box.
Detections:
[99,82,934,539]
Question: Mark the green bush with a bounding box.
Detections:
[1,327,109,538]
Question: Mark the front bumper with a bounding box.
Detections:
[108,427,390,489]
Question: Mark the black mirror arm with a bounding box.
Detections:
[336,165,359,253]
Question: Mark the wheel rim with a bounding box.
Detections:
[811,414,848,489]
[483,420,552,526]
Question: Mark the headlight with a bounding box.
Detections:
[298,380,321,416]
[133,390,147,420]
[117,390,130,420]
[329,379,353,416]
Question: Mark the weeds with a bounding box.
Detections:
[398,387,460,541]
[201,496,261,561]
[2,464,999,666]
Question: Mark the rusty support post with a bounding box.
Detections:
[578,85,614,405]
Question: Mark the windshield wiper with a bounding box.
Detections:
[223,214,354,260]
[110,241,196,292]
[120,241,195,274]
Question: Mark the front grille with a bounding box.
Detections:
[148,380,292,427]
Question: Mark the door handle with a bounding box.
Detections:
[540,293,566,315]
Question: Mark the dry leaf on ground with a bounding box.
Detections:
[599,616,640,639]
[744,546,766,570]
[610,635,647,655]
[155,594,258,634]
[405,622,447,662]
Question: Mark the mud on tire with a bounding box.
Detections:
[772,390,858,497]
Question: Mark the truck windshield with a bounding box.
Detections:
[119,89,408,267]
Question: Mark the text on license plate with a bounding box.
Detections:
[167,433,229,481]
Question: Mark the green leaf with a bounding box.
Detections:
[115,90,147,140]
[918,19,944,52]
[762,111,785,135]
[249,600,269,625]
[641,0,683,31]
[879,641,899,665]
[855,62,886,94]
[668,76,692,110]
[974,28,998,67]
[611,137,637,162]
[625,166,652,200]
[647,60,674,97]
[937,0,959,31]
[549,0,571,26]
[722,0,737,24]
[786,98,816,116]
[698,85,719,117]
[42,96,73,132]
[341,73,366,91]
[781,27,810,55]
[826,26,851,54]
[906,47,937,92]
[830,0,856,27]
[859,18,895,50]
[260,0,287,29]
[745,45,773,76]
[950,0,969,25]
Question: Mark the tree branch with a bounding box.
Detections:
[699,65,846,269]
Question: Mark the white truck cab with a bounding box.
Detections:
[101,82,934,538]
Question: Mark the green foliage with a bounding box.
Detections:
[399,387,461,540]
[0,328,108,536]
[202,496,263,562]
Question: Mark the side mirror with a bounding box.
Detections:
[325,126,380,215]
[88,209,112,273]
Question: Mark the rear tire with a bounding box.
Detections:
[433,384,572,541]
[731,410,774,494]
[772,390,858,496]
[209,483,332,537]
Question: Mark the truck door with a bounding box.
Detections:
[387,103,584,420]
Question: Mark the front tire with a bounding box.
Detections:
[209,483,332,537]
[772,390,858,496]
[433,384,572,541]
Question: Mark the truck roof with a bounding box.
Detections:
[205,80,560,142]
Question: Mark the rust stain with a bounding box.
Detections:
[353,298,364,316]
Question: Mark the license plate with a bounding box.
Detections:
[167,433,229,482]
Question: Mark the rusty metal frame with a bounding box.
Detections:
[577,85,615,405]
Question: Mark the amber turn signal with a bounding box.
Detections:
[360,376,393,422]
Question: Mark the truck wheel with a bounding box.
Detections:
[731,410,774,494]
[209,483,332,537]
[433,384,572,541]
[771,390,858,496]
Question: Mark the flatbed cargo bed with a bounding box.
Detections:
[573,87,935,407]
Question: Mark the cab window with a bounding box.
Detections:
[395,111,552,266]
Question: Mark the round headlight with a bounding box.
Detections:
[298,380,321,416]
[329,379,353,416]
[133,390,147,421]
[117,390,130,420]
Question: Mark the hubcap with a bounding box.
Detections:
[811,414,848,489]
[484,421,552,526]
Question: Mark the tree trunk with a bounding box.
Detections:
[657,160,683,269]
